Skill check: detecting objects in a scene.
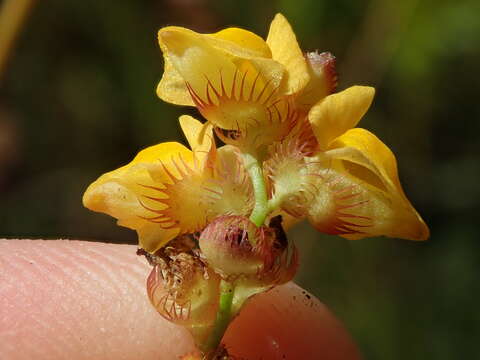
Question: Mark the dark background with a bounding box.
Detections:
[1,0,479,358]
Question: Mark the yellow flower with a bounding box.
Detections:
[83,14,429,355]
[83,116,254,253]
[83,12,428,257]
[156,14,335,150]
[267,86,430,241]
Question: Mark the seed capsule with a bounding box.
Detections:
[144,236,221,345]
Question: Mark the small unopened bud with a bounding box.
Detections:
[199,216,268,278]
[199,215,298,284]
[306,51,336,84]
[297,51,337,109]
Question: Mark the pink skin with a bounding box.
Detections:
[0,239,362,360]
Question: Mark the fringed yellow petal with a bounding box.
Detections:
[157,25,293,150]
[82,142,197,252]
[306,130,429,241]
[308,86,375,149]
[200,56,283,131]
[83,142,192,219]
[157,24,282,107]
[158,26,237,108]
[266,13,310,94]
[264,142,310,218]
[144,145,253,240]
[208,27,272,58]
[209,145,254,217]
[155,168,216,237]
[202,57,288,148]
[263,121,320,220]
[238,56,284,94]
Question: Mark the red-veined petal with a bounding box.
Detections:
[306,129,429,241]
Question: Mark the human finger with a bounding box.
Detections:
[0,239,361,360]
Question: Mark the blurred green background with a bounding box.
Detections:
[1,0,479,358]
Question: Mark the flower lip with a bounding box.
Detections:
[159,30,175,46]
[184,64,300,148]
[185,66,281,128]
[157,18,313,149]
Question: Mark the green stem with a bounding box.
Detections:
[242,152,269,227]
[203,280,234,353]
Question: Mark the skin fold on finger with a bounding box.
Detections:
[0,239,361,360]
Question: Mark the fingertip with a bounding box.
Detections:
[223,283,362,360]
[0,239,196,360]
[1,240,361,360]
